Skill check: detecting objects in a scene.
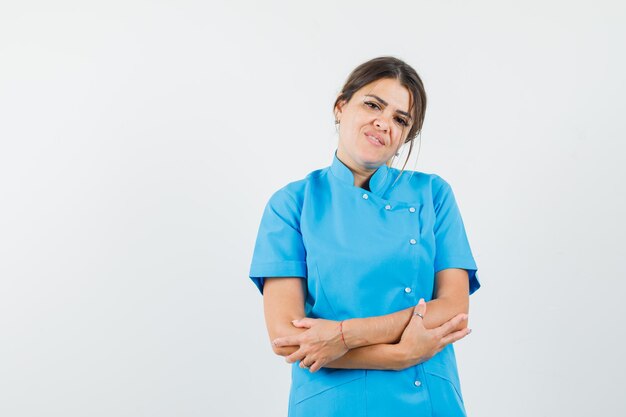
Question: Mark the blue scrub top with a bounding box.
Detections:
[249,150,480,417]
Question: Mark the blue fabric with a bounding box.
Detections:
[249,150,480,417]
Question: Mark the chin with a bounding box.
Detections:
[339,141,386,169]
[357,154,385,169]
[355,148,386,167]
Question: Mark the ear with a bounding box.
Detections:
[334,98,347,122]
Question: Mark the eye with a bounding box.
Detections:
[364,101,381,110]
[395,117,409,127]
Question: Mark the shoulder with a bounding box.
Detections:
[388,167,452,199]
[430,174,453,200]
[266,166,329,210]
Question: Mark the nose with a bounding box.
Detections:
[374,107,395,131]
[374,116,389,131]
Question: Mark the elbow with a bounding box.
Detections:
[270,340,282,356]
[267,325,301,357]
[459,297,471,331]
[271,343,297,357]
[457,318,469,331]
[458,298,470,330]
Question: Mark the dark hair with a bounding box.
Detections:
[333,56,427,172]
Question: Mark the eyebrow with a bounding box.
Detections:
[364,94,412,120]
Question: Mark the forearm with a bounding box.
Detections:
[324,343,407,371]
[263,277,308,357]
[326,296,470,371]
[342,298,467,348]
[342,308,412,348]
[422,297,468,331]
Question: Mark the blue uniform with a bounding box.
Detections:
[249,150,480,417]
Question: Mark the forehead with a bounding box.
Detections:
[355,78,412,112]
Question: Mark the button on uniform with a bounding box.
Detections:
[362,193,369,200]
[404,287,412,294]
[409,239,417,245]
[414,380,422,387]
[409,207,416,213]
[385,204,392,210]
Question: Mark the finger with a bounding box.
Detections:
[285,349,306,364]
[299,357,315,369]
[417,298,427,317]
[436,313,468,337]
[440,327,472,346]
[308,360,323,373]
[292,318,315,329]
[273,335,301,348]
[410,298,427,324]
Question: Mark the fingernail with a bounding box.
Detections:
[468,328,472,334]
[291,320,298,324]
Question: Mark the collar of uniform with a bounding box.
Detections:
[329,149,390,195]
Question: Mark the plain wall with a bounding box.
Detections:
[1,1,625,416]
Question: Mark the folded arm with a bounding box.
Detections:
[263,268,471,371]
[264,277,404,370]
[340,267,469,347]
[324,268,470,370]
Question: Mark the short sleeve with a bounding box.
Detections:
[432,177,480,295]
[248,188,307,294]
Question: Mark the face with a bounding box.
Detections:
[335,78,413,172]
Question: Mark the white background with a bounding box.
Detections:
[1,1,625,416]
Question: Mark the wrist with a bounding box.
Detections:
[338,320,349,350]
[388,343,412,371]
[340,318,369,349]
[391,343,408,370]
[393,342,426,370]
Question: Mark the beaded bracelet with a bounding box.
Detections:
[339,320,349,349]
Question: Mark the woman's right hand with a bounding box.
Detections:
[396,298,470,368]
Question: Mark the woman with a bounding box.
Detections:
[249,56,480,417]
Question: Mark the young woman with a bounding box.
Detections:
[249,56,480,417]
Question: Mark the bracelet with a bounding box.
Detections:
[339,320,349,349]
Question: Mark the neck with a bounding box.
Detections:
[352,171,373,189]
[335,149,377,189]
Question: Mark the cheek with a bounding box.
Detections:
[351,111,374,126]
[343,117,367,138]
[397,124,411,141]
[391,129,404,145]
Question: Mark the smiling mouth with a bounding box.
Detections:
[365,133,384,146]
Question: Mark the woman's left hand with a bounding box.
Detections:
[272,318,349,373]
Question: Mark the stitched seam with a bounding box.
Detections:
[281,188,304,232]
[295,374,366,404]
[314,261,340,320]
[426,372,464,403]
[422,366,435,417]
[364,370,368,417]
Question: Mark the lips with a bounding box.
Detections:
[364,132,385,146]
